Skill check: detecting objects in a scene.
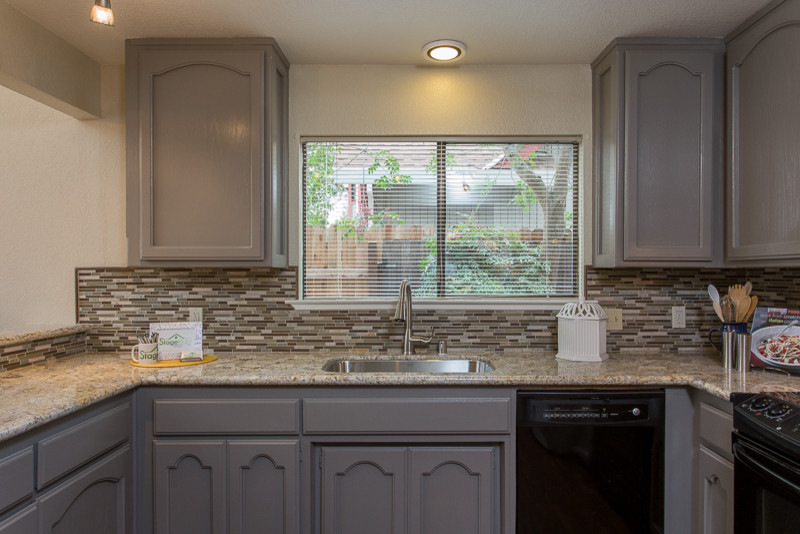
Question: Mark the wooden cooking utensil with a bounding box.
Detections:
[736,295,752,322]
[744,281,753,296]
[744,296,758,322]
[729,284,749,322]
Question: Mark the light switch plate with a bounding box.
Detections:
[188,308,203,323]
[672,306,686,329]
[606,308,622,331]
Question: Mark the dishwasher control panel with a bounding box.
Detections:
[517,390,664,427]
[541,404,647,423]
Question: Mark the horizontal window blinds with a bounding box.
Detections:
[303,141,578,299]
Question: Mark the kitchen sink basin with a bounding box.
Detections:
[322,358,495,373]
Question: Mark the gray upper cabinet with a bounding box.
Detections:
[126,38,289,267]
[725,0,800,264]
[592,38,723,267]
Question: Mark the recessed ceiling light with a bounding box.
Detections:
[90,0,115,26]
[423,40,465,63]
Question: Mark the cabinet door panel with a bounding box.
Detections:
[138,48,265,261]
[624,49,716,261]
[409,448,495,534]
[697,446,733,534]
[728,16,800,261]
[153,440,226,534]
[38,445,131,534]
[229,441,298,534]
[320,448,406,534]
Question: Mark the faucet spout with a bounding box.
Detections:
[393,280,432,355]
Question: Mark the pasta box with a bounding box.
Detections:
[750,308,800,374]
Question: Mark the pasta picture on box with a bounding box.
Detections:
[750,308,800,372]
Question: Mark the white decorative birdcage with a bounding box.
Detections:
[555,299,609,362]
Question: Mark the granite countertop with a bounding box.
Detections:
[2,349,800,442]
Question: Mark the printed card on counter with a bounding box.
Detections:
[750,308,800,375]
[149,322,203,361]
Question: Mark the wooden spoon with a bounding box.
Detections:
[743,296,758,322]
[736,295,752,322]
[744,281,753,296]
[729,284,749,323]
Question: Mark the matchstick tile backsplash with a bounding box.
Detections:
[76,267,800,354]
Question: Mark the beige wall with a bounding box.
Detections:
[0,61,592,332]
[288,64,593,266]
[0,65,126,333]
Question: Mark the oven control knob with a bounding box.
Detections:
[632,408,641,417]
[752,396,773,410]
[768,404,791,417]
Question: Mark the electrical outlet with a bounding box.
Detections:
[672,306,686,329]
[606,308,623,331]
[188,307,203,323]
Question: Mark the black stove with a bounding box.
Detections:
[731,392,800,534]
[733,392,800,459]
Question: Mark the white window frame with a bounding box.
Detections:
[289,136,584,311]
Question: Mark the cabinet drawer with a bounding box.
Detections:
[153,399,299,435]
[699,402,733,456]
[303,397,512,435]
[37,403,130,488]
[0,447,33,513]
[0,505,37,534]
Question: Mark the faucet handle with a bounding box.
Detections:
[438,341,447,355]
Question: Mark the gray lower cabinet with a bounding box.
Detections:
[125,38,289,267]
[0,506,36,534]
[319,446,495,534]
[697,446,734,534]
[692,391,734,534]
[38,445,131,534]
[228,441,299,534]
[153,440,226,534]
[319,447,406,534]
[591,38,723,267]
[0,395,132,534]
[408,447,494,534]
[153,439,299,534]
[725,0,800,264]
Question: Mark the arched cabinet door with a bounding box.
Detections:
[319,447,407,534]
[623,49,717,263]
[228,441,299,534]
[726,0,800,263]
[38,446,131,534]
[591,38,723,268]
[409,448,495,534]
[126,39,289,267]
[153,440,226,534]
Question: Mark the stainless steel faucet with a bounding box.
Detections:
[393,280,432,355]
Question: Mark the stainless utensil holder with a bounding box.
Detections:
[735,333,751,373]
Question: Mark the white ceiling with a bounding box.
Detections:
[6,0,772,66]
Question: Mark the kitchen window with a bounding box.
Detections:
[300,138,580,306]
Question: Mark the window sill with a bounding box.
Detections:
[286,297,571,312]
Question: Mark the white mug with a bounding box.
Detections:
[131,342,159,365]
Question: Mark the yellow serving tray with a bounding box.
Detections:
[130,354,217,368]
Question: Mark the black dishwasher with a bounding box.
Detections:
[517,390,665,534]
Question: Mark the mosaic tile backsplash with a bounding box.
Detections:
[76,267,800,354]
[0,330,87,371]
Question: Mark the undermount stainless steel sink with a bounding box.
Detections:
[322,358,495,373]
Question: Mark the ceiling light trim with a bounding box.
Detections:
[422,40,466,63]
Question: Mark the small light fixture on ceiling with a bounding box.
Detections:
[90,0,115,26]
[423,40,465,63]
